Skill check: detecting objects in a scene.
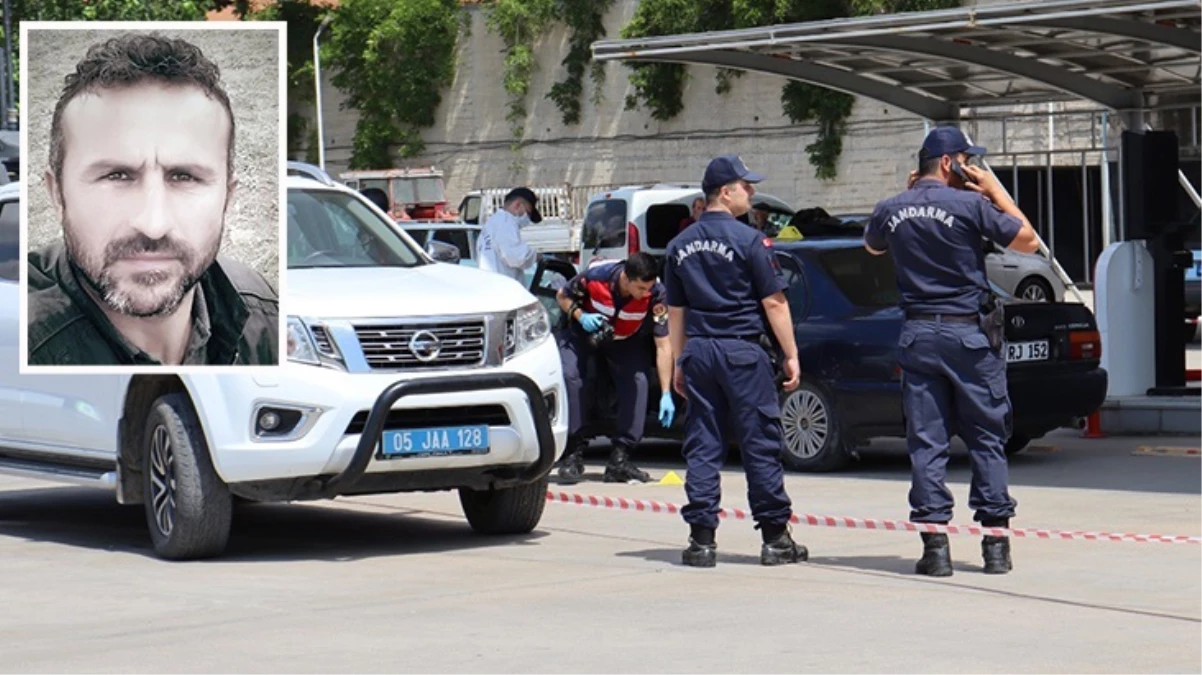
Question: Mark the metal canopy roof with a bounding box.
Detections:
[591,0,1201,122]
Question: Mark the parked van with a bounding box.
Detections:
[579,183,702,269]
[579,184,797,269]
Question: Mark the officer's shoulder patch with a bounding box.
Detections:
[652,303,668,324]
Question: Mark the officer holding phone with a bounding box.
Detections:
[863,126,1040,577]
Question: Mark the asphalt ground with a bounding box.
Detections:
[0,428,1197,673]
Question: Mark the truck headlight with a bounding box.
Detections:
[286,317,320,365]
[287,317,348,370]
[506,301,551,360]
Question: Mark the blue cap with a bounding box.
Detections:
[920,126,987,160]
[702,154,766,193]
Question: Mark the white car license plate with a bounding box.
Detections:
[1006,340,1049,363]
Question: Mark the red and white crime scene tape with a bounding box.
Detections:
[545,491,1202,545]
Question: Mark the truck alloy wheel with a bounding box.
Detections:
[141,393,232,560]
[148,425,177,538]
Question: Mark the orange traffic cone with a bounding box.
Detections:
[1082,410,1105,439]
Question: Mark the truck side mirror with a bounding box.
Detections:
[427,240,461,264]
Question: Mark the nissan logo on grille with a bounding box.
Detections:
[408,330,443,362]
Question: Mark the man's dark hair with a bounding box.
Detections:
[360,187,390,213]
[49,33,236,186]
[917,149,942,177]
[624,252,659,282]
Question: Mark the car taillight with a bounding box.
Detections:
[627,222,640,255]
[1069,330,1101,360]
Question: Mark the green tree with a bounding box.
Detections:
[485,0,558,149]
[323,0,461,168]
[12,0,225,20]
[2,0,237,119]
[241,1,327,159]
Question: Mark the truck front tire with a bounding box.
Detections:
[458,476,549,535]
[142,393,232,560]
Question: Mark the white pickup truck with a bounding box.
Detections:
[0,166,567,560]
[457,184,619,262]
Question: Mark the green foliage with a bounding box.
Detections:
[780,81,854,180]
[323,0,461,167]
[546,0,616,125]
[241,1,326,159]
[12,0,220,20]
[623,0,961,179]
[3,0,232,115]
[244,1,326,103]
[485,0,557,147]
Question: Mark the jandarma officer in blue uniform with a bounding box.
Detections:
[864,126,1039,576]
[663,154,807,568]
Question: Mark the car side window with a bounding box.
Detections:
[461,197,481,225]
[776,252,809,318]
[0,198,17,282]
[530,264,573,328]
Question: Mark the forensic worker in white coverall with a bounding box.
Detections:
[477,187,543,282]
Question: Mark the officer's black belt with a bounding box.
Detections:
[905,312,978,323]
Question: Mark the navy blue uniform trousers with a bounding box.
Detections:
[898,318,1017,524]
[558,330,651,449]
[678,337,792,530]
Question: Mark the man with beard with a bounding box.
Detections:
[27,33,279,366]
[863,126,1038,576]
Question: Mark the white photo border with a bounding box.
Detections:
[18,20,289,374]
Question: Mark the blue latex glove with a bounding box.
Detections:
[578,312,606,333]
[658,391,676,428]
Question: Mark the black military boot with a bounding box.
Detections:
[981,518,1012,574]
[759,523,808,566]
[915,532,953,577]
[603,445,652,483]
[555,439,586,484]
[682,526,717,568]
[982,536,1012,574]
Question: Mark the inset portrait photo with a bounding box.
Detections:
[19,22,286,371]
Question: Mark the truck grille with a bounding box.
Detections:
[352,320,486,369]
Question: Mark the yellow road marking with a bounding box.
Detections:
[1133,446,1201,457]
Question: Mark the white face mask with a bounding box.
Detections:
[514,213,531,229]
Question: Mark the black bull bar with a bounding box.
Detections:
[312,373,557,499]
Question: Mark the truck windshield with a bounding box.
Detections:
[415,177,445,203]
[391,177,445,206]
[287,189,425,269]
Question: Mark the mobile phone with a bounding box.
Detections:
[951,161,976,184]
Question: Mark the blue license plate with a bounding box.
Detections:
[380,425,490,458]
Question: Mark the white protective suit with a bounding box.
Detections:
[477,209,537,282]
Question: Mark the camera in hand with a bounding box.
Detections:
[587,321,615,349]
